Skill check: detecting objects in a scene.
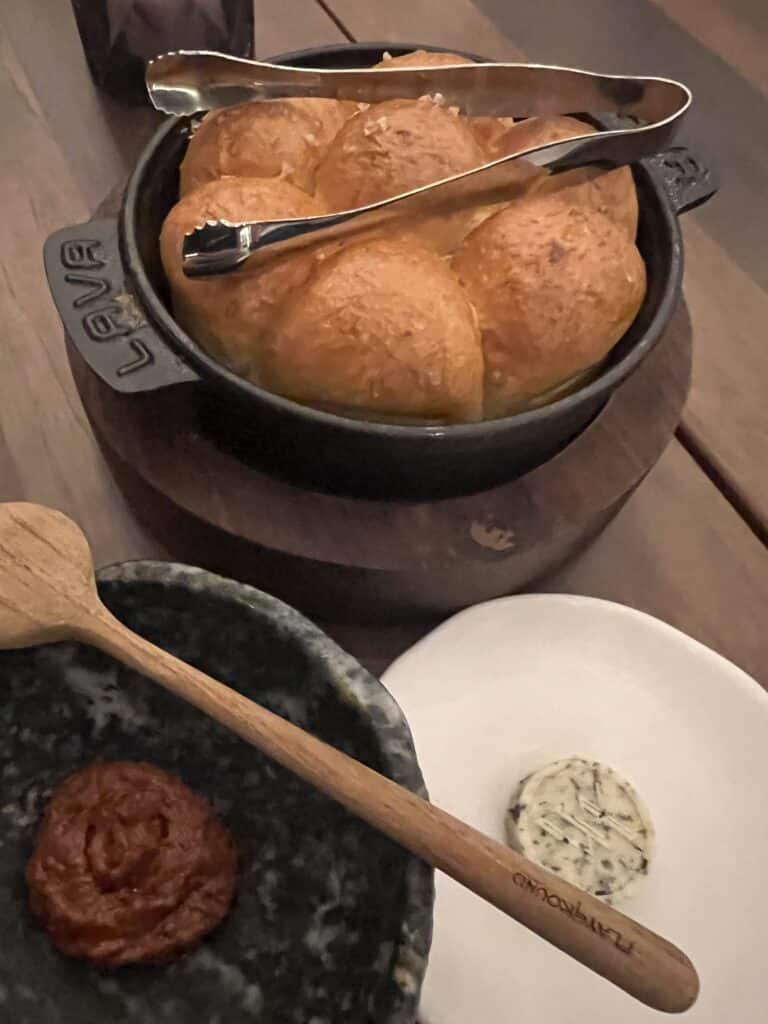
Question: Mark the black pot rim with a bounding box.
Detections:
[120,41,682,442]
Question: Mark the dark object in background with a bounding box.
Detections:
[71,0,254,100]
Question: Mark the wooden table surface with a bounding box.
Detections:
[0,0,766,684]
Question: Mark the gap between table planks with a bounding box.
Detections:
[0,0,765,684]
[7,0,766,535]
[323,0,768,539]
[316,0,768,660]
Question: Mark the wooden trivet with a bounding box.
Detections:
[69,304,689,621]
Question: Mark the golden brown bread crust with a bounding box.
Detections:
[453,191,647,418]
[475,113,590,162]
[314,98,490,253]
[537,163,639,243]
[373,50,475,68]
[179,98,356,195]
[261,238,484,422]
[474,115,639,240]
[160,176,326,379]
[468,116,517,156]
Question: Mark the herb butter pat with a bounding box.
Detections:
[506,757,654,904]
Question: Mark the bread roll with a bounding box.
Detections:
[179,98,355,195]
[373,49,474,68]
[160,176,327,379]
[475,115,639,240]
[538,163,639,243]
[314,98,489,253]
[261,238,484,422]
[466,115,549,205]
[453,191,647,418]
[475,113,588,162]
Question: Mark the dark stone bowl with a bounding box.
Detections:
[0,562,433,1023]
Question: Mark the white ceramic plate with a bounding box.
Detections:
[382,595,768,1024]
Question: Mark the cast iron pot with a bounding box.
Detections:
[45,42,717,500]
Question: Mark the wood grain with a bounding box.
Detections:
[309,4,768,680]
[469,0,768,288]
[330,437,768,685]
[678,216,768,536]
[0,501,700,1015]
[650,0,768,96]
[70,163,692,579]
[543,441,768,682]
[253,0,346,57]
[0,0,765,698]
[322,2,768,554]
[0,19,163,567]
[326,0,524,59]
[64,297,688,613]
[459,0,768,529]
[0,1,158,210]
[94,612,699,1014]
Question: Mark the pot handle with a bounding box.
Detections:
[44,218,200,393]
[641,145,719,216]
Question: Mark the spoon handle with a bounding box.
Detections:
[82,607,698,1014]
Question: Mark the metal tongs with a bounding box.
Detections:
[146,51,691,278]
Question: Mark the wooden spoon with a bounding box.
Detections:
[0,503,699,1013]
